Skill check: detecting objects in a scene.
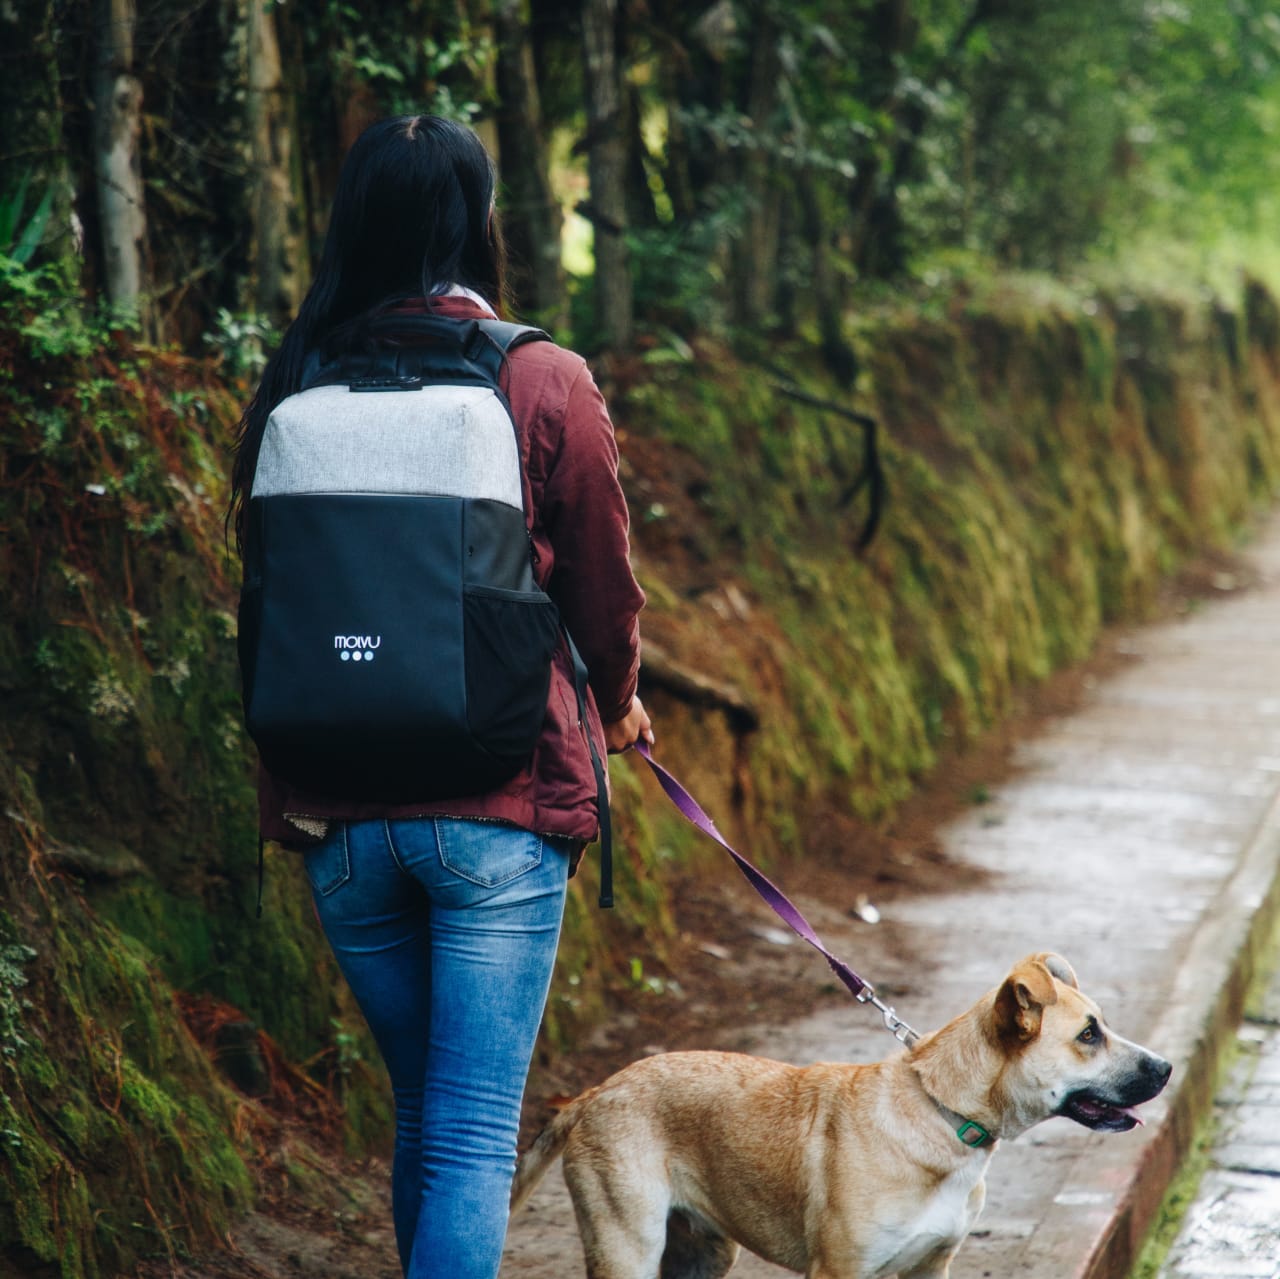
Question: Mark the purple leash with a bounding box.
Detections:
[632,740,920,1047]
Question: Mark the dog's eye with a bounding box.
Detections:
[1078,1022,1101,1045]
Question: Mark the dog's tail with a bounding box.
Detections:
[510,1092,591,1214]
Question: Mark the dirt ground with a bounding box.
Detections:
[136,551,1254,1279]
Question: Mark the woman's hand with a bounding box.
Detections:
[603,695,654,753]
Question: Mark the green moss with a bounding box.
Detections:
[619,276,1280,889]
[0,826,257,1277]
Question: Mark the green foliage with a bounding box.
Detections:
[312,0,493,121]
[625,217,734,336]
[1127,1,1280,212]
[598,0,1280,336]
[0,173,55,267]
[204,308,277,381]
[19,0,1278,353]
[0,259,114,361]
[917,0,1280,270]
[0,939,38,1061]
[329,1017,364,1080]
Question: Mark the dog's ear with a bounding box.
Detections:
[993,956,1060,1043]
[1038,953,1078,989]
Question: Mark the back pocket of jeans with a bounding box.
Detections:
[303,828,351,896]
[436,820,543,888]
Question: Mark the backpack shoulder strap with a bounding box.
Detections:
[299,317,551,392]
[476,318,551,354]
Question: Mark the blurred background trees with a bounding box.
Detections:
[3,0,1278,363]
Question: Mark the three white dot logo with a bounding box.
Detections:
[334,635,381,663]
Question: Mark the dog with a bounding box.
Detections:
[510,953,1171,1278]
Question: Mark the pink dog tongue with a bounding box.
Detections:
[1077,1096,1143,1125]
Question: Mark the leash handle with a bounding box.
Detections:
[632,740,870,1000]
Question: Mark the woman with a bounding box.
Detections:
[229,114,650,1278]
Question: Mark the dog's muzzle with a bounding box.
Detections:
[1057,1050,1172,1132]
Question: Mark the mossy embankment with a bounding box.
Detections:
[614,276,1280,853]
[0,325,385,1278]
[1,275,1278,1276]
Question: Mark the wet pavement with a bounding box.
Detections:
[1156,957,1280,1279]
[502,512,1280,1279]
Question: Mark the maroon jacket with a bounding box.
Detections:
[257,296,645,846]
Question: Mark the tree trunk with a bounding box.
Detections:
[781,56,858,384]
[846,0,917,274]
[246,0,305,324]
[468,0,503,169]
[796,167,857,386]
[92,0,148,329]
[494,0,567,327]
[580,0,633,353]
[657,52,696,223]
[852,0,992,276]
[625,82,658,231]
[732,19,781,327]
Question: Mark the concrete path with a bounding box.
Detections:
[1155,953,1280,1279]
[503,511,1280,1279]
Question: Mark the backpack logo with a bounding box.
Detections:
[335,635,381,663]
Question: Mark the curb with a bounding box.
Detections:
[1023,787,1280,1279]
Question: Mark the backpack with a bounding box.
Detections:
[237,314,612,902]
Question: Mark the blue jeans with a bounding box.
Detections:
[303,818,570,1279]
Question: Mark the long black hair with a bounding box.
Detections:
[228,114,509,551]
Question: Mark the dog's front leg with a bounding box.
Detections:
[803,1236,868,1279]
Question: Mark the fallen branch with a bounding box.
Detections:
[640,639,760,733]
[769,381,885,549]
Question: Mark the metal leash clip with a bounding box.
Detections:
[856,984,921,1048]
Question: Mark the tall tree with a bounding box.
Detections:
[580,0,633,352]
[732,10,783,327]
[246,0,306,323]
[92,0,148,327]
[494,0,567,327]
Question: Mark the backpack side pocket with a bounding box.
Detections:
[463,584,561,765]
